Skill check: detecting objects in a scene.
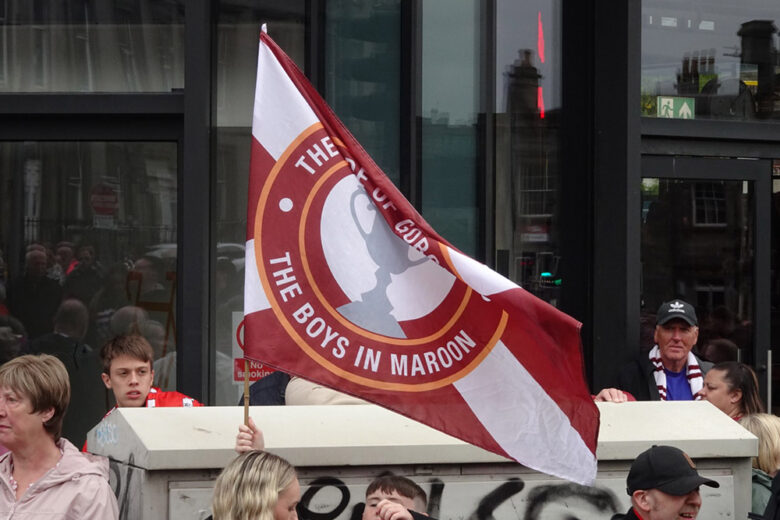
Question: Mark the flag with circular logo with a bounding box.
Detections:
[244,27,599,484]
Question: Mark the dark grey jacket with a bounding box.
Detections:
[616,351,713,401]
[611,508,641,520]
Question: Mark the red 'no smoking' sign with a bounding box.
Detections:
[90,184,119,216]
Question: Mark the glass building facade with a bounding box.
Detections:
[0,0,778,414]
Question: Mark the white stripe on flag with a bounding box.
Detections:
[253,42,318,160]
[446,246,519,295]
[244,239,271,315]
[453,340,596,485]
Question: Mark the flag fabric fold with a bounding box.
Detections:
[243,28,600,485]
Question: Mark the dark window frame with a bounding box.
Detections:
[642,154,772,402]
[0,92,184,285]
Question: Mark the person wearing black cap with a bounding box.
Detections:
[612,445,719,520]
[595,299,713,402]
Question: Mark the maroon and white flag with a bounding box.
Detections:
[243,27,599,484]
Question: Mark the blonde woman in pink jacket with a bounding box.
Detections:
[0,354,118,518]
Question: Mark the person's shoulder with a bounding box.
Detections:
[57,438,110,479]
[246,371,290,405]
[754,468,774,487]
[68,471,118,518]
[41,275,62,289]
[147,387,203,407]
[614,353,654,400]
[694,355,713,373]
[610,509,638,520]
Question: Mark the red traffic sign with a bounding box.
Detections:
[90,184,119,216]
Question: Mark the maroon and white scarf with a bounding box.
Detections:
[649,345,704,400]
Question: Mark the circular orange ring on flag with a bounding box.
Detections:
[252,123,509,390]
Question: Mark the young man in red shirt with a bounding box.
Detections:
[83,334,202,451]
[96,334,265,454]
[100,333,202,412]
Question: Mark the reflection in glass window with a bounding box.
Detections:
[0,141,177,444]
[641,178,753,360]
[0,1,184,93]
[494,0,563,307]
[325,0,401,186]
[693,182,727,226]
[642,0,779,121]
[0,26,6,88]
[216,2,305,128]
[772,159,780,413]
[421,0,481,258]
[214,2,306,405]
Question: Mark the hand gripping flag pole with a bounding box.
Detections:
[242,24,599,484]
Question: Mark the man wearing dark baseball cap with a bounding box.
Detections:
[595,299,713,402]
[655,300,698,327]
[612,445,719,519]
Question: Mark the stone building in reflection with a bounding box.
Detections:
[501,48,562,305]
[641,179,754,358]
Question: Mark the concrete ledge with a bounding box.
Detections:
[87,400,756,470]
[85,400,757,520]
[596,400,756,459]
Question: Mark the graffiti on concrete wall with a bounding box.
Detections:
[135,465,733,518]
[297,475,622,520]
[95,421,119,447]
[108,454,145,520]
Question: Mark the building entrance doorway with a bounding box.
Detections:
[641,155,774,408]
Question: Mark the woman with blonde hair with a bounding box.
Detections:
[739,413,780,514]
[0,354,118,517]
[212,450,300,520]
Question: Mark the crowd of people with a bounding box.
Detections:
[210,452,429,520]
[0,241,184,439]
[0,331,434,519]
[0,239,777,519]
[596,298,780,518]
[0,241,177,349]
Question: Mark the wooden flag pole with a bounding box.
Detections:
[243,358,250,426]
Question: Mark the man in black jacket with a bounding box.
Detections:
[28,298,106,447]
[612,445,719,520]
[6,249,62,339]
[596,299,712,402]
